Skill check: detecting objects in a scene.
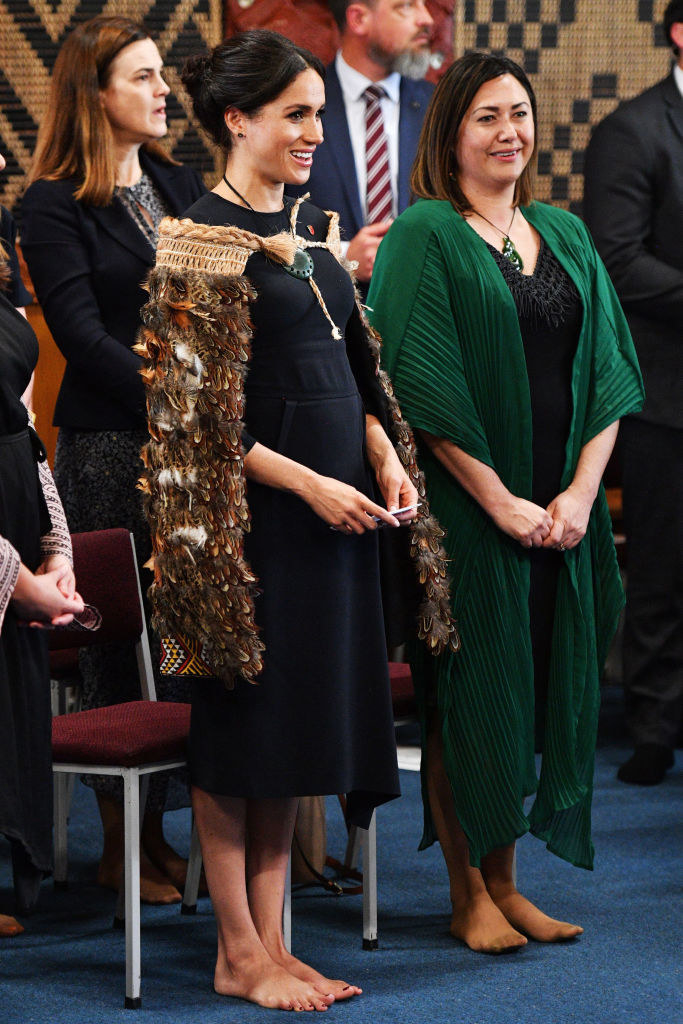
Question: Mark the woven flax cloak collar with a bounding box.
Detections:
[137,205,459,687]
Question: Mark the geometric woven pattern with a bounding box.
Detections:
[1,1,673,219]
[159,634,213,678]
[455,0,673,213]
[0,0,223,219]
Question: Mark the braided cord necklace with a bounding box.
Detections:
[222,175,314,281]
[470,206,524,272]
[221,175,342,340]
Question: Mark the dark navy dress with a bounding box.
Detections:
[185,193,400,827]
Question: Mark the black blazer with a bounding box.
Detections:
[583,72,683,429]
[290,61,433,241]
[20,151,206,431]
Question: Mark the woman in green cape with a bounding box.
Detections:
[368,53,644,954]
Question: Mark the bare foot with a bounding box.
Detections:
[492,889,583,942]
[144,844,208,896]
[215,949,334,1011]
[143,838,208,895]
[97,851,182,905]
[269,948,361,1001]
[0,913,24,937]
[142,814,209,895]
[450,892,527,954]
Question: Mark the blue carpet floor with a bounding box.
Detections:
[1,709,681,1024]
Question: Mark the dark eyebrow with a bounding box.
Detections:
[472,101,530,114]
[283,103,323,113]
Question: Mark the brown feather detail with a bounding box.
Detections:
[137,259,263,687]
[355,306,461,655]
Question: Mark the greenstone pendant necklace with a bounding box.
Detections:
[472,206,524,272]
[222,175,314,280]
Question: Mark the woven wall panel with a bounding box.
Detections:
[1,1,674,217]
[0,0,223,218]
[455,0,673,211]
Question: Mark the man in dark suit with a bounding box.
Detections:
[293,0,433,285]
[583,0,683,785]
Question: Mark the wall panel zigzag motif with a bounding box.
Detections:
[456,0,672,212]
[0,0,222,217]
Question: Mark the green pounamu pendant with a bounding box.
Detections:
[284,247,314,280]
[502,235,524,272]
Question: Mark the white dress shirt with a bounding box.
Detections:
[335,51,401,222]
[673,61,683,98]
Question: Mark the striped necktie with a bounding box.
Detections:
[363,84,393,225]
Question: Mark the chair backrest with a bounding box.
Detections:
[48,529,156,700]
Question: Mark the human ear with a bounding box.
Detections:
[223,106,247,141]
[346,2,372,36]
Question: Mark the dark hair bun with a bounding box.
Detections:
[180,52,212,100]
[181,30,324,154]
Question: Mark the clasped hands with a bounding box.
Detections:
[494,485,593,551]
[12,554,84,628]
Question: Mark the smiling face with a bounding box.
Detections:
[230,68,325,189]
[455,74,535,198]
[99,38,170,147]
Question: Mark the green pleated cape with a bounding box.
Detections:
[368,200,644,869]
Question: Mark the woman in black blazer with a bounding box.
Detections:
[21,15,205,904]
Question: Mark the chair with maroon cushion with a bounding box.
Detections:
[389,660,418,725]
[50,529,196,1009]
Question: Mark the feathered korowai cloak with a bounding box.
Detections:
[135,206,460,687]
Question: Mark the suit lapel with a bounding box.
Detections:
[397,81,428,213]
[88,198,153,264]
[324,66,364,234]
[662,72,683,147]
[88,153,187,264]
[141,152,191,216]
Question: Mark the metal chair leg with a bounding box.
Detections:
[123,769,142,1009]
[361,813,378,950]
[283,850,292,953]
[53,772,71,888]
[343,824,362,872]
[115,774,150,928]
[181,819,202,915]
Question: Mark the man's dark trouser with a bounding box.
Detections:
[621,416,683,749]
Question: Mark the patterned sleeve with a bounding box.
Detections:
[0,537,21,630]
[38,460,73,564]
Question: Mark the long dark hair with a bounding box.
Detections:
[182,30,325,154]
[411,51,538,212]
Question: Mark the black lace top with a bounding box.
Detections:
[116,172,169,249]
[486,237,582,328]
[487,238,584,507]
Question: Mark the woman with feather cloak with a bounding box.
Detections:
[136,30,458,1011]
